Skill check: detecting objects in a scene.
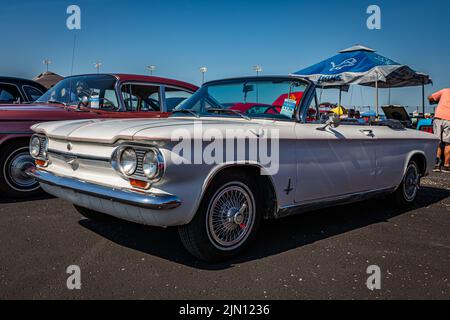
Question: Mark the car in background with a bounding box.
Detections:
[0,77,47,104]
[382,105,413,128]
[416,118,434,134]
[28,76,438,262]
[0,73,197,198]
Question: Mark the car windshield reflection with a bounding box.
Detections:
[36,74,119,110]
[173,78,308,121]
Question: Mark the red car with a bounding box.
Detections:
[0,73,198,198]
[229,91,304,115]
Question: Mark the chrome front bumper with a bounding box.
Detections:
[28,167,181,210]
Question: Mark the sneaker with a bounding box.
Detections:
[433,165,441,172]
[441,166,450,173]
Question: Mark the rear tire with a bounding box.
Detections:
[389,160,421,207]
[0,141,42,199]
[73,205,111,221]
[178,171,262,262]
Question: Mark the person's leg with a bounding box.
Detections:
[434,119,443,169]
[441,120,450,172]
[444,144,450,167]
[434,144,443,172]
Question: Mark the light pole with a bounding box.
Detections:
[253,65,262,76]
[43,59,52,72]
[147,65,156,76]
[94,62,103,74]
[199,67,208,84]
[253,65,262,102]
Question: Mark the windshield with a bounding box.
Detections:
[173,79,308,120]
[37,75,119,109]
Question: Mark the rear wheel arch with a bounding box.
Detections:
[390,157,422,207]
[408,153,427,176]
[393,152,427,193]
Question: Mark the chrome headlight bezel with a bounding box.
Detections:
[41,138,49,158]
[119,147,138,176]
[142,149,164,180]
[112,144,165,183]
[30,136,41,157]
[29,134,48,160]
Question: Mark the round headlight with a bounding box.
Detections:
[119,148,137,176]
[30,136,41,157]
[143,150,159,179]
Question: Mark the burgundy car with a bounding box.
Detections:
[0,73,198,198]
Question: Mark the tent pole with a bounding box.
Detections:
[422,81,425,116]
[338,86,342,106]
[376,80,379,118]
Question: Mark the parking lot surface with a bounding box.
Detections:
[1,173,449,299]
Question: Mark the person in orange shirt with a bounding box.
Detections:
[429,88,450,172]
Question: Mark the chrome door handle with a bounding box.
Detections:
[360,129,374,137]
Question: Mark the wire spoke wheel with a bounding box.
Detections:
[403,163,419,202]
[206,182,256,251]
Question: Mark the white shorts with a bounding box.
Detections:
[434,119,450,144]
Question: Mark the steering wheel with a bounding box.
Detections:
[142,98,160,111]
[149,98,160,108]
[97,97,117,109]
[264,106,281,114]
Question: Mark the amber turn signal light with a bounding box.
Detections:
[35,159,47,167]
[129,179,150,190]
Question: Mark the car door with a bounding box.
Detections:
[294,122,377,204]
[368,125,413,190]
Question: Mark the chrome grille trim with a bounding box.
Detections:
[111,144,165,183]
[30,134,48,161]
[37,136,47,158]
[47,149,110,162]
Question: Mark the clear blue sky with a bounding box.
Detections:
[1,0,449,111]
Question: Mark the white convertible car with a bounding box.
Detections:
[28,76,439,262]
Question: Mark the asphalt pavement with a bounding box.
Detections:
[1,173,449,300]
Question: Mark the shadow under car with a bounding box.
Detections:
[78,186,450,270]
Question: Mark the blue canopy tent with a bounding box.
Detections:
[291,45,432,116]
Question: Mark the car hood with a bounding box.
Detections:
[32,117,281,144]
[0,103,61,111]
[0,103,82,121]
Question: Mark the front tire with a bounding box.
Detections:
[0,141,41,198]
[178,172,262,262]
[390,160,421,207]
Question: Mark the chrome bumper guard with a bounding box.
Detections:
[27,167,181,210]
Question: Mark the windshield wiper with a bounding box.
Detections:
[206,108,251,121]
[172,109,200,118]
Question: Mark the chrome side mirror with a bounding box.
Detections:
[77,96,89,109]
[81,96,89,106]
[317,114,340,131]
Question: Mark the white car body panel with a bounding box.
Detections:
[31,115,439,227]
